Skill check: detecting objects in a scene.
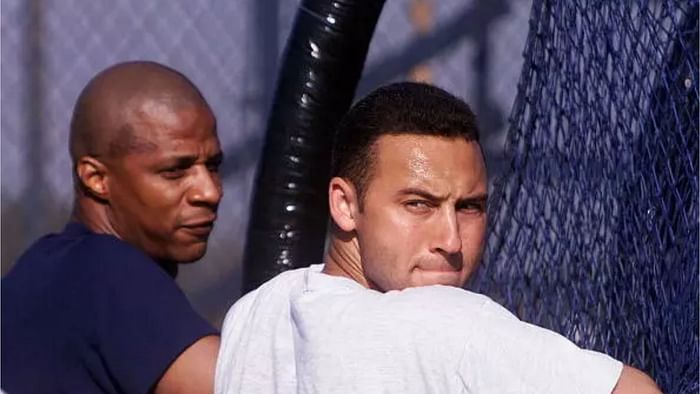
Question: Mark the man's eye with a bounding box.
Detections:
[404,200,432,213]
[206,161,221,173]
[160,168,186,179]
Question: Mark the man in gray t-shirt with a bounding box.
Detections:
[216,82,660,393]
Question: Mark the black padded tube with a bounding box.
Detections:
[242,0,385,292]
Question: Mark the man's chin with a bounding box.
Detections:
[168,243,208,264]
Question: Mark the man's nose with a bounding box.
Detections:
[431,208,462,255]
[188,165,223,207]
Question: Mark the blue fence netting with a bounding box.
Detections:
[471,1,699,393]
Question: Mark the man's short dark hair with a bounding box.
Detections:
[331,81,481,203]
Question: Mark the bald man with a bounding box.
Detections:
[2,61,223,393]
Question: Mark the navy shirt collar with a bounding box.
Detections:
[62,221,94,237]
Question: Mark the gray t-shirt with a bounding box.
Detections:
[215,264,622,393]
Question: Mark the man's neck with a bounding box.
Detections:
[72,198,121,238]
[322,232,371,289]
[72,198,179,278]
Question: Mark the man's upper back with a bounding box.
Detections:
[290,267,473,393]
[2,222,215,394]
[216,265,622,394]
[215,266,310,394]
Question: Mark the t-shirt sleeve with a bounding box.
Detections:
[91,240,217,393]
[457,298,622,394]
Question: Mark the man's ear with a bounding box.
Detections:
[328,177,360,232]
[75,156,109,200]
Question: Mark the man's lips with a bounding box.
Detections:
[180,217,216,237]
[416,261,462,272]
[417,265,460,273]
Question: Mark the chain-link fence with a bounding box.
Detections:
[1,0,530,325]
[360,0,531,177]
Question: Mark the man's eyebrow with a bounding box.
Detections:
[162,150,224,167]
[397,188,446,202]
[398,188,489,206]
[161,155,197,168]
[208,151,224,163]
[456,193,489,206]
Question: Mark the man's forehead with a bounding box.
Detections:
[107,125,159,156]
[372,134,487,192]
[109,103,218,159]
[135,99,186,127]
[127,95,212,125]
[118,128,219,155]
[374,134,482,168]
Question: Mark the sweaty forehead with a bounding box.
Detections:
[107,123,159,156]
[110,100,217,157]
[373,135,487,194]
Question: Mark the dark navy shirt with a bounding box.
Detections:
[1,222,217,394]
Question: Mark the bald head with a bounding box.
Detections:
[69,61,211,163]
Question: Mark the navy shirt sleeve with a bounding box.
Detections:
[1,223,217,394]
[83,235,217,393]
